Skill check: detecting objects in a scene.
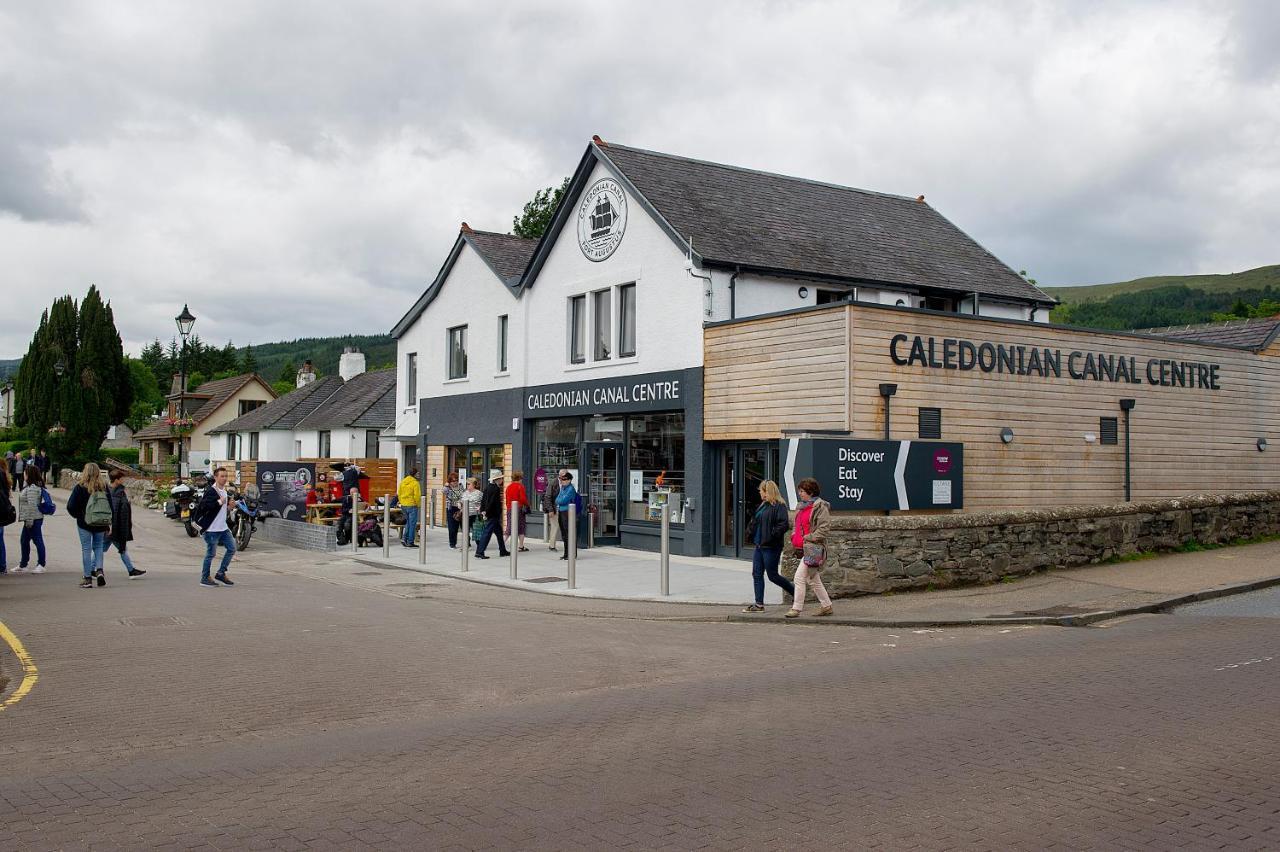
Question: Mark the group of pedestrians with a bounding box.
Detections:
[65,463,147,587]
[742,476,834,618]
[0,460,53,574]
[5,447,50,483]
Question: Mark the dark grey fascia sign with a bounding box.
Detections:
[523,369,685,418]
[782,438,964,511]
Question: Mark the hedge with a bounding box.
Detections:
[0,440,32,455]
[102,447,140,466]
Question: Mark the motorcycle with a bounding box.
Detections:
[229,484,277,551]
[170,472,208,538]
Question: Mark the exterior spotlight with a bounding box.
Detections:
[1259,438,1268,452]
[1000,427,1014,444]
[797,286,808,299]
[878,383,898,398]
[1084,433,1097,444]
[54,358,66,378]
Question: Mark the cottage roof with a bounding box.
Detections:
[134,373,272,440]
[207,375,343,435]
[1145,315,1280,350]
[293,369,397,430]
[521,138,1056,306]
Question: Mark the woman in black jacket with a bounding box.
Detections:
[742,480,795,612]
[67,462,112,588]
[107,469,145,578]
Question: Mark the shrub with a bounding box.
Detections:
[102,447,140,466]
[0,439,32,455]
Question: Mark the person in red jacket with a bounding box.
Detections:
[504,471,529,552]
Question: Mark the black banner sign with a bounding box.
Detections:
[255,462,316,521]
[523,369,686,418]
[782,438,964,511]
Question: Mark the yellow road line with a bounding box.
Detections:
[0,619,38,711]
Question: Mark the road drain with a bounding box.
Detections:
[524,576,567,584]
[352,571,383,576]
[118,616,189,627]
[994,605,1093,618]
[386,582,441,589]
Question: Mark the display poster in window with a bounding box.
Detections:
[255,462,316,521]
[534,467,548,494]
[629,470,644,502]
[781,439,963,511]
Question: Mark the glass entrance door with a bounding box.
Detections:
[718,443,777,558]
[582,442,622,546]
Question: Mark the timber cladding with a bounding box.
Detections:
[704,304,1280,510]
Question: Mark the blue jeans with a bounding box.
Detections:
[475,518,508,557]
[111,540,136,573]
[751,546,794,605]
[20,520,47,567]
[202,530,236,580]
[77,527,107,578]
[0,526,6,570]
[402,505,419,545]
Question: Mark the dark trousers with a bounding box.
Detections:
[475,518,508,557]
[558,511,571,553]
[20,520,47,567]
[751,546,794,605]
[447,510,460,548]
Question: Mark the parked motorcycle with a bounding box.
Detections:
[229,484,277,551]
[170,472,208,538]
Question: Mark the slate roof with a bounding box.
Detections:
[294,369,397,431]
[465,229,538,284]
[134,374,271,440]
[207,376,343,434]
[589,142,1055,305]
[1144,316,1280,350]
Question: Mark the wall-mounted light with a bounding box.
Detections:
[467,437,475,444]
[1000,427,1014,444]
[1259,437,1269,452]
[797,286,809,299]
[1084,433,1097,444]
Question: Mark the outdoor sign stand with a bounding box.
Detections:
[509,504,518,580]
[418,495,428,565]
[567,503,577,590]
[351,492,360,555]
[660,501,670,596]
[382,495,391,558]
[461,501,470,572]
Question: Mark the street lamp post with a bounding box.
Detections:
[175,305,196,475]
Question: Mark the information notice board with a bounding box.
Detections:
[781,438,963,511]
[255,462,316,521]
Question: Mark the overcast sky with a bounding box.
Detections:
[2,1,1277,359]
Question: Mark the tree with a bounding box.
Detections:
[511,177,570,239]
[278,360,297,384]
[241,344,258,374]
[271,380,296,397]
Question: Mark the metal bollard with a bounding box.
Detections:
[419,495,428,565]
[461,500,470,572]
[351,491,360,554]
[509,503,518,580]
[660,500,671,596]
[382,494,391,558]
[567,502,577,590]
[428,489,435,529]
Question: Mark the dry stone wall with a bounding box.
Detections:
[782,492,1280,598]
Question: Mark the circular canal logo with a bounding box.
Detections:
[577,178,628,262]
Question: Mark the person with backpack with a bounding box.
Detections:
[741,479,794,613]
[786,477,834,618]
[107,469,146,579]
[554,470,579,561]
[474,471,510,560]
[14,466,52,574]
[191,466,236,588]
[0,464,14,574]
[67,463,113,588]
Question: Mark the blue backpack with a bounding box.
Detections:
[39,488,56,516]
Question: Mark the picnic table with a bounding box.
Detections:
[307,501,405,534]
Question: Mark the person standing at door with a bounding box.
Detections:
[741,480,794,613]
[398,467,421,547]
[541,470,561,551]
[554,471,578,561]
[786,477,834,618]
[504,471,529,552]
[474,471,509,559]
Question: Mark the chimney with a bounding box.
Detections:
[338,347,366,382]
[170,373,185,395]
[296,359,317,388]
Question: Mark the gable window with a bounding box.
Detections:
[249,432,260,461]
[497,315,509,373]
[569,295,586,364]
[365,429,379,459]
[619,282,637,357]
[405,352,418,406]
[593,289,612,360]
[447,325,468,379]
[239,399,265,416]
[319,430,332,457]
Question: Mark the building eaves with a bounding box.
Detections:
[294,369,397,431]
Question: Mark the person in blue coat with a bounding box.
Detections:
[554,470,578,561]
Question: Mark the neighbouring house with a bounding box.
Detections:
[102,423,135,449]
[0,380,14,428]
[132,373,276,473]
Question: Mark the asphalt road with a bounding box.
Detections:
[1,502,1278,850]
[1176,586,1280,619]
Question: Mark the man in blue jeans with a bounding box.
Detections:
[193,467,236,588]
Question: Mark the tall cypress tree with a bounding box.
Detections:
[15,295,79,458]
[74,286,134,458]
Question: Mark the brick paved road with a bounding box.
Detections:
[2,502,1278,849]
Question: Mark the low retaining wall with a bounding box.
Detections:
[57,469,157,507]
[258,517,337,552]
[782,492,1280,598]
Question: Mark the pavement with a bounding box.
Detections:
[3,492,1280,849]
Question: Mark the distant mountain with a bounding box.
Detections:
[239,334,396,382]
[0,357,20,380]
[1045,265,1280,304]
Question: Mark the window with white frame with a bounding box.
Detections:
[319,430,332,457]
[497,315,508,373]
[405,352,417,406]
[619,282,637,358]
[569,295,586,364]
[249,432,259,461]
[593,289,611,360]
[568,283,638,365]
[447,325,468,379]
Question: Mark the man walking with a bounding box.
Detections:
[398,466,421,547]
[193,467,236,587]
[473,470,509,560]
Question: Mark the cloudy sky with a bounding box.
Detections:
[2,1,1277,358]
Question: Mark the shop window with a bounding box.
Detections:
[319,430,332,457]
[627,413,686,523]
[918,408,942,440]
[448,445,506,485]
[447,325,468,379]
[1100,417,1119,446]
[405,352,417,405]
[584,416,624,442]
[619,282,637,357]
[249,432,260,461]
[365,429,379,459]
[533,419,580,487]
[569,295,586,364]
[497,315,508,373]
[593,289,612,360]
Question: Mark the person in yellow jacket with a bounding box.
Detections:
[397,467,422,547]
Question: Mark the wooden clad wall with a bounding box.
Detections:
[705,305,1280,510]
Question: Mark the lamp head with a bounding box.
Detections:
[175,304,196,338]
[878,383,898,398]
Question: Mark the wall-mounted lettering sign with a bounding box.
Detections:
[578,178,628,262]
[781,438,963,511]
[888,334,1223,390]
[524,369,684,418]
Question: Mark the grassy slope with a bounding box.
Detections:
[1044,265,1280,303]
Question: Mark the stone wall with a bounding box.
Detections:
[257,517,337,552]
[57,469,157,507]
[782,492,1280,598]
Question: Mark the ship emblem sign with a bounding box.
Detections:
[577,178,628,262]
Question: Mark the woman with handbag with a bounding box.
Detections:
[742,479,794,612]
[15,466,51,573]
[443,472,465,549]
[786,477,834,618]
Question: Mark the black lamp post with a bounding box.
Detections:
[1119,399,1136,502]
[175,305,196,471]
[50,358,67,439]
[878,383,898,440]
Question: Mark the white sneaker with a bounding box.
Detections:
[11,565,27,574]
[32,566,45,574]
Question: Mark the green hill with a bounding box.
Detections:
[1045,265,1280,304]
[240,334,396,382]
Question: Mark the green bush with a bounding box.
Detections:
[0,439,32,455]
[102,447,140,466]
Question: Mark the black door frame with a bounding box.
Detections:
[716,442,777,559]
[581,441,623,546]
